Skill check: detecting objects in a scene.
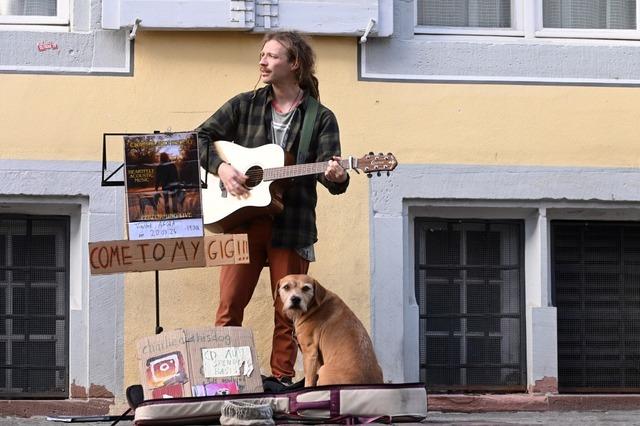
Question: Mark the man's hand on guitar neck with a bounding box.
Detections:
[218,162,250,198]
[325,156,348,183]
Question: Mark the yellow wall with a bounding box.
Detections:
[3,30,640,391]
[5,33,640,166]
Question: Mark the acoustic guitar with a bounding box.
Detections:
[200,141,398,232]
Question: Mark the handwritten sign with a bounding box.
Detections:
[129,219,204,240]
[89,234,249,275]
[201,346,254,378]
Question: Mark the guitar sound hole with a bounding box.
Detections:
[245,166,264,188]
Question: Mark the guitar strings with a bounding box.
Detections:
[239,160,342,180]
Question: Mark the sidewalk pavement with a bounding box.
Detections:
[424,410,640,424]
[1,410,640,425]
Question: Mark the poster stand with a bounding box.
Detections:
[99,131,221,335]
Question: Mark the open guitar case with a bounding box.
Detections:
[116,98,419,425]
[125,381,427,425]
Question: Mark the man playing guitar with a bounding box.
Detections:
[196,31,349,388]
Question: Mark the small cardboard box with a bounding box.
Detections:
[136,327,263,400]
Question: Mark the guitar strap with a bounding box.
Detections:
[296,96,319,164]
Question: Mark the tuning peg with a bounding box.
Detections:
[387,171,390,177]
[367,173,372,179]
[377,171,381,177]
[387,152,392,156]
[369,151,374,155]
[378,152,383,156]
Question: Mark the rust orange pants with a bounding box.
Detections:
[215,217,309,378]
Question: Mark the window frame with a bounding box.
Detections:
[414,0,640,41]
[0,0,70,26]
[534,0,640,41]
[414,0,524,36]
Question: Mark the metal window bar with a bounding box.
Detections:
[552,221,640,393]
[0,215,69,399]
[415,219,526,392]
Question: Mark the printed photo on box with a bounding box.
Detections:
[124,132,204,240]
[124,132,202,222]
[145,351,188,389]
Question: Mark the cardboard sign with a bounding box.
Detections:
[137,327,263,399]
[89,234,249,274]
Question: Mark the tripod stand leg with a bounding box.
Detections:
[155,270,163,334]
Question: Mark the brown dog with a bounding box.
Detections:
[276,274,384,387]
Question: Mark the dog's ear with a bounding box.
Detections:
[274,279,282,300]
[312,278,327,306]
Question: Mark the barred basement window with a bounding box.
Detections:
[553,221,640,393]
[0,216,69,398]
[415,219,526,392]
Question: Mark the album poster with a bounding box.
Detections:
[123,132,204,240]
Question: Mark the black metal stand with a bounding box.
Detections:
[101,132,144,186]
[101,131,209,188]
[102,130,210,340]
[100,130,214,336]
[155,270,163,335]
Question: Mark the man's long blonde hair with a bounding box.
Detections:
[260,31,320,101]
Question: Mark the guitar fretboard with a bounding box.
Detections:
[263,159,351,181]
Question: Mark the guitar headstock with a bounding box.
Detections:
[354,152,398,177]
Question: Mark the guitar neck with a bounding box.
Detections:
[263,159,351,181]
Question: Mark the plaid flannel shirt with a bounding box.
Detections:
[196,85,349,249]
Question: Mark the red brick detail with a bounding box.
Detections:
[88,383,114,398]
[548,395,640,411]
[70,381,114,399]
[428,394,549,412]
[70,380,87,399]
[0,399,112,418]
[429,393,640,412]
[529,376,558,394]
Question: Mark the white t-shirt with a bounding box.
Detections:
[270,104,315,262]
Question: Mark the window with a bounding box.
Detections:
[0,0,69,25]
[539,0,639,39]
[543,0,636,30]
[415,0,640,40]
[0,216,69,398]
[418,0,512,28]
[553,221,640,392]
[415,0,523,35]
[415,219,526,391]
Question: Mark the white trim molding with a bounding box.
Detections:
[363,0,640,85]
